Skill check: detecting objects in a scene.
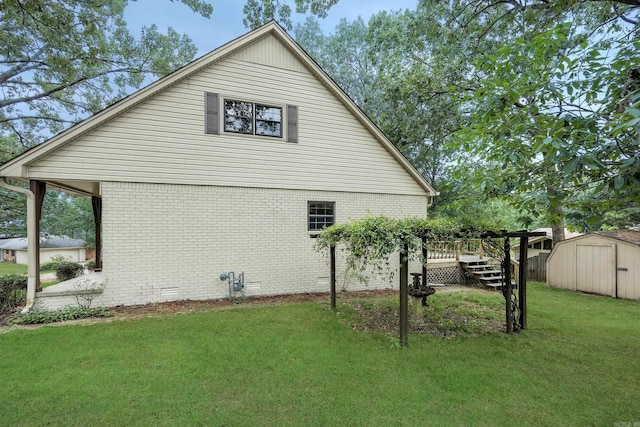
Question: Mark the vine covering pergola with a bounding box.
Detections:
[315,216,545,347]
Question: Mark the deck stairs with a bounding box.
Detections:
[460,259,513,291]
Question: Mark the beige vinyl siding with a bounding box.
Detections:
[230,34,307,72]
[27,35,426,196]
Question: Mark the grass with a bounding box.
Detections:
[0,262,58,287]
[0,262,28,275]
[1,283,639,426]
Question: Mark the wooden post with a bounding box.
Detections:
[455,241,461,260]
[400,243,409,347]
[421,236,427,288]
[330,244,336,312]
[504,237,513,334]
[518,235,528,330]
[30,180,46,292]
[92,196,102,271]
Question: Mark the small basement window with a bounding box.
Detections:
[308,201,335,231]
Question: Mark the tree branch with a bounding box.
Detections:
[0,67,140,109]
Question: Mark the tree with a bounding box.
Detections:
[294,13,459,189]
[294,1,639,234]
[243,0,338,30]
[0,0,213,238]
[375,0,639,239]
[455,4,640,241]
[0,0,212,148]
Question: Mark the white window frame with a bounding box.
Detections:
[308,201,335,231]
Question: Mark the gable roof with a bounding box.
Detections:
[0,235,85,250]
[529,228,583,244]
[0,21,436,198]
[595,230,640,246]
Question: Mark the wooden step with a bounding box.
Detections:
[463,264,492,271]
[475,270,502,276]
[481,277,502,282]
[484,282,504,289]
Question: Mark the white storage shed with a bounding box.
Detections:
[546,230,640,300]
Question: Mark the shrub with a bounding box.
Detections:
[53,261,84,281]
[47,255,84,281]
[39,261,57,272]
[0,274,27,314]
[85,259,96,272]
[16,306,114,325]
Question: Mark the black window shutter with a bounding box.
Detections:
[205,92,219,135]
[287,105,298,143]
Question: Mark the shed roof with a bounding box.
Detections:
[595,230,640,246]
[0,236,85,250]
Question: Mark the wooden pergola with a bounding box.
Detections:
[327,230,546,347]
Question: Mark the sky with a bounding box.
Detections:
[125,0,419,56]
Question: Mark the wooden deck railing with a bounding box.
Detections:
[426,239,484,260]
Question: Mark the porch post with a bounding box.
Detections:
[399,243,409,347]
[330,244,336,311]
[518,235,529,330]
[30,180,46,292]
[92,196,102,271]
[503,237,513,334]
[421,236,427,288]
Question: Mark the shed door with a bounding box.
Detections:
[576,244,616,296]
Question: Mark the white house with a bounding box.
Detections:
[526,228,583,258]
[0,22,437,311]
[0,236,86,264]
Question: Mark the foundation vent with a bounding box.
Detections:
[161,287,179,298]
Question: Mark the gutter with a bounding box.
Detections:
[0,178,37,312]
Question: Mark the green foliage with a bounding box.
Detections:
[315,216,497,280]
[39,261,57,272]
[41,193,95,243]
[14,306,113,325]
[294,13,457,189]
[1,0,211,238]
[243,0,338,30]
[0,0,209,147]
[49,256,84,282]
[84,259,96,272]
[0,274,27,313]
[294,1,640,233]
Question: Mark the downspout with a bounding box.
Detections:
[426,195,435,215]
[0,178,37,312]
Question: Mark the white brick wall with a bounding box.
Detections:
[89,182,428,307]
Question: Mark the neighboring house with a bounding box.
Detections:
[0,236,86,265]
[547,230,640,301]
[526,228,583,258]
[0,22,437,310]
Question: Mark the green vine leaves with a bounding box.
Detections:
[314,216,497,283]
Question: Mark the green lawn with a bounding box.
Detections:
[1,283,639,426]
[0,262,28,275]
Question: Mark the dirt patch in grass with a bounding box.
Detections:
[1,287,504,337]
[336,291,505,338]
[0,289,396,329]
